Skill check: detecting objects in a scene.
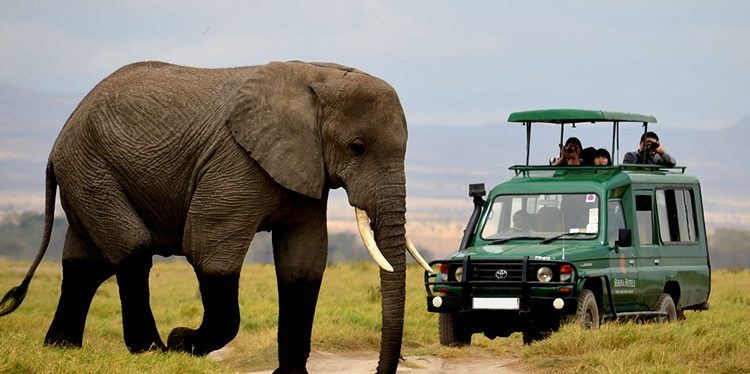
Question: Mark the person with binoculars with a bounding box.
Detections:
[551,137,583,166]
[622,131,676,167]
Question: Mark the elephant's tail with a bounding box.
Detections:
[0,162,57,316]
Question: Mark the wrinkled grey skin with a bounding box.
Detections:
[0,61,408,373]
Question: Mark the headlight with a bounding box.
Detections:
[454,266,464,281]
[537,267,553,282]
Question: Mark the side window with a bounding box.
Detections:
[656,188,698,243]
[607,199,626,247]
[635,195,653,245]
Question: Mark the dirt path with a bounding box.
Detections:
[218,349,528,374]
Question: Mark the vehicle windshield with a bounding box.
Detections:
[480,193,600,241]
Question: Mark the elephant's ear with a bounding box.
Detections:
[227,61,324,199]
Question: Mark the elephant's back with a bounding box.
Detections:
[53,61,253,168]
[50,62,256,233]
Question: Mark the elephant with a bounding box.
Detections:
[0,60,430,374]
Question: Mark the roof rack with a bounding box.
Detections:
[507,109,657,124]
[506,109,658,166]
[508,164,686,176]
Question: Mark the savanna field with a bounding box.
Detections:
[0,260,748,373]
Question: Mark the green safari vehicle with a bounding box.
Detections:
[424,109,711,345]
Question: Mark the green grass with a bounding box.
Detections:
[1,260,748,373]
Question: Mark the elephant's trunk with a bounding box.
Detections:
[374,216,406,374]
[367,186,408,374]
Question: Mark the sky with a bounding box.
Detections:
[1,1,749,129]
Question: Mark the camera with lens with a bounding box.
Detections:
[565,146,577,154]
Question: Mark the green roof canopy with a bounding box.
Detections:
[507,109,657,124]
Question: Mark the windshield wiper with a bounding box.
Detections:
[539,232,597,244]
[488,236,546,245]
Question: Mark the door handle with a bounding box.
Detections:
[654,259,660,266]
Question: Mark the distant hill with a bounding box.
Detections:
[1,84,748,255]
[406,119,750,199]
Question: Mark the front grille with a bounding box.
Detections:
[470,262,524,282]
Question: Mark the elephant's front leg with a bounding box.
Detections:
[272,201,328,374]
[167,272,240,355]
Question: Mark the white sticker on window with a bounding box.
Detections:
[589,208,599,224]
[586,194,597,203]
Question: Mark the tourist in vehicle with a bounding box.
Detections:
[580,147,596,165]
[594,148,612,166]
[551,137,582,166]
[622,131,676,167]
[512,210,531,232]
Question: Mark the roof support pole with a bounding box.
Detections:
[525,121,532,166]
[640,121,649,164]
[612,121,619,165]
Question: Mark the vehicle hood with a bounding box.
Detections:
[450,242,607,262]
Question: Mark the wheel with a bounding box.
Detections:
[655,293,677,323]
[575,289,600,329]
[439,313,471,346]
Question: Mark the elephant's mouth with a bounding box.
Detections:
[354,207,431,273]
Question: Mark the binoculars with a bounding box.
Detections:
[648,141,660,150]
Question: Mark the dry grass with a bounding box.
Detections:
[0,259,747,373]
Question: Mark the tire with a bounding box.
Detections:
[439,313,471,347]
[655,293,677,323]
[575,289,600,329]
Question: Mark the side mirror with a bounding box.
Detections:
[615,228,632,248]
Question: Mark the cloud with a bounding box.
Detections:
[0,151,32,162]
[1,1,749,128]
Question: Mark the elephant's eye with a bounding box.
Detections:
[350,139,366,157]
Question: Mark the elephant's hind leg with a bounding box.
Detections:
[167,272,240,355]
[116,255,165,353]
[45,230,114,347]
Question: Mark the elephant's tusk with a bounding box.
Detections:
[355,207,394,272]
[406,237,433,273]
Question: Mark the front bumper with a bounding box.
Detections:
[425,256,579,315]
[426,294,578,315]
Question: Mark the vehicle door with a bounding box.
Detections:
[655,186,710,308]
[608,197,639,311]
[634,190,662,310]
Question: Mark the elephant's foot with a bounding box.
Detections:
[167,327,201,355]
[272,366,309,374]
[44,332,83,349]
[167,325,233,356]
